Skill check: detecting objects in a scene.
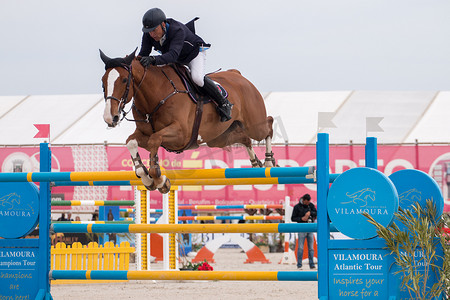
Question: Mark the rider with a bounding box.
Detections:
[138,8,232,122]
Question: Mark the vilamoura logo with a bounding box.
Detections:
[335,188,388,216]
[0,192,34,217]
[398,188,421,206]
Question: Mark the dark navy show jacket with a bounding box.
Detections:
[138,18,206,65]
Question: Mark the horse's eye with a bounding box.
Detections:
[122,78,127,84]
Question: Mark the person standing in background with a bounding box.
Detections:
[291,193,317,270]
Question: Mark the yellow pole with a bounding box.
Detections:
[126,270,281,281]
[127,223,282,233]
[138,185,147,270]
[168,187,176,269]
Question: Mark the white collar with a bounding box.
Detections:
[160,34,166,46]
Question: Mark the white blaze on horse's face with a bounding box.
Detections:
[103,69,120,126]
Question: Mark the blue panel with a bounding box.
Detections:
[0,238,39,248]
[278,271,318,281]
[330,173,340,182]
[389,169,444,232]
[327,167,398,240]
[329,238,386,250]
[0,182,39,239]
[0,248,39,298]
[329,249,389,299]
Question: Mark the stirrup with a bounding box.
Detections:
[218,102,233,122]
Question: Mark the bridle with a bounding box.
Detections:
[105,62,188,132]
[105,64,134,123]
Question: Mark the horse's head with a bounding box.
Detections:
[99,48,137,127]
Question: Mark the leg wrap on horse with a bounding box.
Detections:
[132,153,149,178]
[265,151,276,166]
[203,76,233,122]
[149,154,161,178]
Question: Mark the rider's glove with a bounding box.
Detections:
[140,56,156,67]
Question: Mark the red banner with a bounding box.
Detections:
[1,144,450,211]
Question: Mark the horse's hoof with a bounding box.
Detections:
[158,177,171,194]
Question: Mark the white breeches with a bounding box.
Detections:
[188,51,206,87]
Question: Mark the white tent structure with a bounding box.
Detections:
[1,91,449,145]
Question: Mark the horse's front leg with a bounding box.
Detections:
[126,133,155,190]
[146,125,184,194]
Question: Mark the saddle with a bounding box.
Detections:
[170,64,227,105]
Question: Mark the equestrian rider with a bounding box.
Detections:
[138,8,233,122]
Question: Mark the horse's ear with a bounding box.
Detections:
[124,47,138,65]
[99,49,111,64]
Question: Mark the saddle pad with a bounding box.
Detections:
[171,64,228,104]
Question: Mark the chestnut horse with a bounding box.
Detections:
[100,49,276,193]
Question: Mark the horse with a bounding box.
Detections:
[100,49,276,194]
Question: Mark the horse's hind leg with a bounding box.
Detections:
[242,114,277,167]
[247,146,263,168]
[206,121,263,168]
[264,135,277,167]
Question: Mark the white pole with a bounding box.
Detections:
[134,186,142,270]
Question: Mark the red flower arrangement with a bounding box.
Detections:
[181,259,213,271]
[197,261,213,271]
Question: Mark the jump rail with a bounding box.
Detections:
[50,270,318,281]
[0,166,315,182]
[51,223,338,234]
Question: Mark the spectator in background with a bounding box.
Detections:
[57,213,67,221]
[291,194,317,270]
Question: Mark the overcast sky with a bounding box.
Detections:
[1,0,450,95]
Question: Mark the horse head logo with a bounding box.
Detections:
[342,188,376,207]
[0,193,21,210]
[398,189,421,207]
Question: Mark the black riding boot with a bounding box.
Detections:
[203,76,233,122]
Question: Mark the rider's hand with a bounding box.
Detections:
[140,56,156,67]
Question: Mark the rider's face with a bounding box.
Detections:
[149,23,165,41]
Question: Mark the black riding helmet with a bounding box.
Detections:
[142,8,166,33]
